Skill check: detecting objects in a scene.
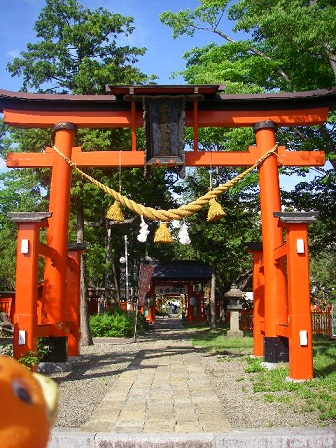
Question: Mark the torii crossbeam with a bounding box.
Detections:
[1,85,335,378]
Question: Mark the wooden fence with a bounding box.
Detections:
[311,309,332,338]
[239,308,333,338]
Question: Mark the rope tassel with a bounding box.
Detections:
[154,222,173,244]
[106,201,125,222]
[207,198,225,222]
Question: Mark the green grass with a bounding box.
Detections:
[187,322,253,355]
[187,324,336,423]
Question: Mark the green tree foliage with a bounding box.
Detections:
[7,0,150,93]
[171,165,261,288]
[230,0,336,91]
[161,0,336,293]
[161,0,336,161]
[0,0,177,295]
[161,0,336,91]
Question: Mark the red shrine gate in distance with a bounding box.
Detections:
[1,85,335,380]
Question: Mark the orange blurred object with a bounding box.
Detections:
[0,355,58,448]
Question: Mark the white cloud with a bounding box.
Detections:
[0,158,8,174]
[7,50,20,59]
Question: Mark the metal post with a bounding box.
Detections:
[124,235,130,313]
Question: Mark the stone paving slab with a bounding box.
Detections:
[49,427,336,448]
[82,333,231,434]
[48,319,336,447]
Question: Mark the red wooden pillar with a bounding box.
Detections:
[147,304,155,323]
[254,121,288,363]
[275,212,316,380]
[8,212,51,361]
[248,243,265,357]
[66,243,86,358]
[42,122,77,337]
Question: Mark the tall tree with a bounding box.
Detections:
[161,0,336,295]
[8,0,150,94]
[0,0,175,344]
[161,0,336,91]
[161,0,336,162]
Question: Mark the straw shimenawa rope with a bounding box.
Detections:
[52,144,278,222]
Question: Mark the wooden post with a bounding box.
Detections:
[248,243,265,357]
[254,121,289,363]
[66,243,86,358]
[274,212,316,380]
[7,212,51,361]
[147,304,155,324]
[187,283,194,322]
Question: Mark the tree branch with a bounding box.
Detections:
[212,29,291,84]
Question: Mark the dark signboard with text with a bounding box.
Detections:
[144,98,185,171]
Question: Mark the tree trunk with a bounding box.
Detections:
[111,252,120,303]
[218,284,226,322]
[104,227,112,303]
[77,206,93,346]
[210,270,216,329]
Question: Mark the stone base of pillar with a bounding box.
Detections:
[264,336,289,363]
[227,329,244,338]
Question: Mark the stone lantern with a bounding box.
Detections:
[225,283,244,337]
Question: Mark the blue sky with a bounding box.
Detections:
[0,0,227,89]
[0,0,325,188]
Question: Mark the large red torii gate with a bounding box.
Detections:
[1,85,335,379]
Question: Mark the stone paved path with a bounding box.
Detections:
[82,318,231,434]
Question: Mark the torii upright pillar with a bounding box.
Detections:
[254,121,289,363]
[41,122,77,355]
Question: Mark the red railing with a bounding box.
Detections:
[0,294,15,323]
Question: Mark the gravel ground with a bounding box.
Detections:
[199,350,321,429]
[44,326,331,431]
[47,340,140,428]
